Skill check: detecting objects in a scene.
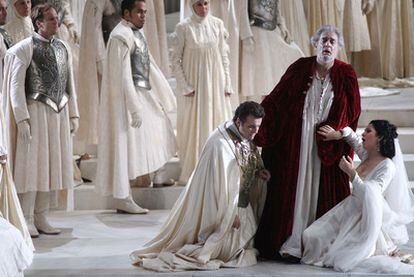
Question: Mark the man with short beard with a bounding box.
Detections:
[2,3,79,237]
[254,25,361,261]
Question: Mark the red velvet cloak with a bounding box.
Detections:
[254,57,361,259]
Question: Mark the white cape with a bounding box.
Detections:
[130,122,266,271]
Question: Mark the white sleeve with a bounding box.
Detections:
[342,126,367,161]
[170,23,194,95]
[218,21,233,94]
[9,54,30,124]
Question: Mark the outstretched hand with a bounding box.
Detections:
[317,125,341,141]
[339,155,356,180]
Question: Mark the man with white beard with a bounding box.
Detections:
[254,25,361,260]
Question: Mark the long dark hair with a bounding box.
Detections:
[370,120,398,159]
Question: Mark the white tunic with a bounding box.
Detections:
[130,122,266,271]
[302,129,414,273]
[2,33,79,193]
[172,14,233,183]
[280,74,334,257]
[96,20,176,199]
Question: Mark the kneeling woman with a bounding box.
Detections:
[302,120,414,272]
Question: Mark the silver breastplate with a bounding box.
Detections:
[0,28,13,48]
[102,0,122,43]
[130,29,151,90]
[249,0,280,31]
[25,36,69,113]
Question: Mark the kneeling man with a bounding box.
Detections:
[130,101,270,272]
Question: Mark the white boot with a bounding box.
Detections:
[34,192,61,235]
[115,194,149,214]
[19,192,39,238]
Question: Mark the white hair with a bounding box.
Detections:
[311,25,344,48]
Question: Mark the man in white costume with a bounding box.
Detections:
[96,0,176,214]
[130,101,270,272]
[2,3,79,237]
[76,0,171,152]
[4,0,33,43]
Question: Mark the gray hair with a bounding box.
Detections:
[310,25,344,48]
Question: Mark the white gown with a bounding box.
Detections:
[0,217,33,277]
[130,122,266,272]
[302,128,414,273]
[172,13,233,184]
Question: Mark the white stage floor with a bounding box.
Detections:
[26,209,414,277]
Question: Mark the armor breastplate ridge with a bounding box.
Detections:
[25,36,69,113]
[130,29,151,90]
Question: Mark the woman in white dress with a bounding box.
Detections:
[4,0,34,43]
[172,0,232,184]
[302,120,414,272]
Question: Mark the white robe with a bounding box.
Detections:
[143,0,170,77]
[96,20,176,199]
[240,2,304,98]
[2,34,79,194]
[130,121,266,272]
[0,71,33,250]
[302,129,413,273]
[0,32,7,92]
[0,217,33,277]
[172,14,233,184]
[182,0,253,107]
[280,0,311,56]
[76,0,114,148]
[280,74,334,257]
